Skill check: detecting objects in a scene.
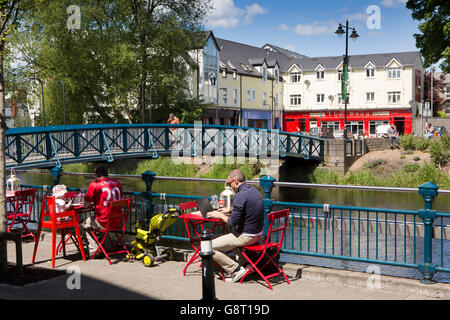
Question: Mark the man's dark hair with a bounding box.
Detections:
[94,165,108,178]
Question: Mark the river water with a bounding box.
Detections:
[15,162,449,283]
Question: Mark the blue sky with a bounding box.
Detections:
[204,0,434,65]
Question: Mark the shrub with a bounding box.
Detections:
[414,137,429,151]
[400,155,406,159]
[403,163,419,173]
[441,135,450,150]
[429,140,450,167]
[400,135,415,150]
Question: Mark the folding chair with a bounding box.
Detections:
[88,198,132,265]
[32,196,86,268]
[179,201,225,280]
[239,208,291,290]
[6,188,37,241]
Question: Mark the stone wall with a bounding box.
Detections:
[412,117,450,136]
[364,137,391,152]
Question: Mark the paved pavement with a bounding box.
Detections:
[1,236,449,301]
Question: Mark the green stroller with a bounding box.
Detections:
[128,208,181,267]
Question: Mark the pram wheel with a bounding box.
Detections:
[142,253,155,267]
[163,248,176,261]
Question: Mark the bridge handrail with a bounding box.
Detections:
[6,123,320,140]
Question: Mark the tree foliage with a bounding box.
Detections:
[8,0,211,125]
[406,0,450,72]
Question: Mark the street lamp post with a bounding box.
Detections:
[30,77,46,127]
[57,80,66,126]
[141,80,149,124]
[335,20,359,139]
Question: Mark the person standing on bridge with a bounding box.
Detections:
[207,169,264,283]
[167,113,180,143]
[82,165,123,255]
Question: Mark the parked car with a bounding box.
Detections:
[308,127,334,139]
[432,126,448,136]
[375,124,390,138]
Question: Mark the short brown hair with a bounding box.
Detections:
[94,165,108,178]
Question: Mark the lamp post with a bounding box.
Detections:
[141,80,149,124]
[335,20,359,139]
[30,77,46,127]
[208,71,218,124]
[57,80,66,126]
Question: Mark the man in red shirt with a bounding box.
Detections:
[82,165,123,253]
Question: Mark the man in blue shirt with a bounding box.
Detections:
[207,169,264,283]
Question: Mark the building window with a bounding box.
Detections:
[222,68,227,78]
[316,70,324,80]
[275,93,279,108]
[233,71,237,80]
[262,66,268,82]
[388,91,401,103]
[316,94,325,103]
[338,70,350,81]
[262,92,267,106]
[274,68,279,83]
[388,67,401,79]
[247,89,256,102]
[322,121,340,131]
[338,94,350,104]
[366,67,375,78]
[232,88,238,106]
[366,92,375,102]
[290,94,301,106]
[346,121,364,136]
[369,120,388,135]
[290,72,301,83]
[446,85,450,98]
[221,88,228,105]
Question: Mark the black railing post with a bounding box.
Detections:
[141,171,156,220]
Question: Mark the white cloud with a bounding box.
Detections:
[380,0,407,8]
[277,23,290,31]
[293,21,337,36]
[205,0,267,29]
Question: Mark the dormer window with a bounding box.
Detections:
[366,67,375,78]
[316,66,325,80]
[233,70,237,79]
[262,65,268,82]
[222,68,227,78]
[388,67,401,79]
[290,72,301,83]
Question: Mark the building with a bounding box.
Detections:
[430,72,450,116]
[264,46,424,136]
[190,31,424,136]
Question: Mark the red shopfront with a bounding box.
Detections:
[283,109,412,137]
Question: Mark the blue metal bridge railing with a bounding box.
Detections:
[6,124,324,169]
[18,171,449,284]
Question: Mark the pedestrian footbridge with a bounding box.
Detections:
[6,124,324,169]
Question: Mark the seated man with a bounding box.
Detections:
[82,165,123,254]
[207,169,264,283]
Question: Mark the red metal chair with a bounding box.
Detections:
[56,191,84,253]
[32,196,86,268]
[6,188,37,241]
[179,201,225,280]
[87,198,132,265]
[179,201,203,275]
[239,208,291,290]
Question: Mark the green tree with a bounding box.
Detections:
[10,0,211,125]
[0,0,28,275]
[406,0,450,72]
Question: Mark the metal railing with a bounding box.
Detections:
[6,124,324,169]
[16,170,450,284]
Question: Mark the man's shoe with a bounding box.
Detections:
[225,266,247,283]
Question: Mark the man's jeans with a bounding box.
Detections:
[389,136,399,147]
[211,233,262,275]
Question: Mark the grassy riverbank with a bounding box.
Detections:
[310,162,450,189]
[63,157,264,180]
